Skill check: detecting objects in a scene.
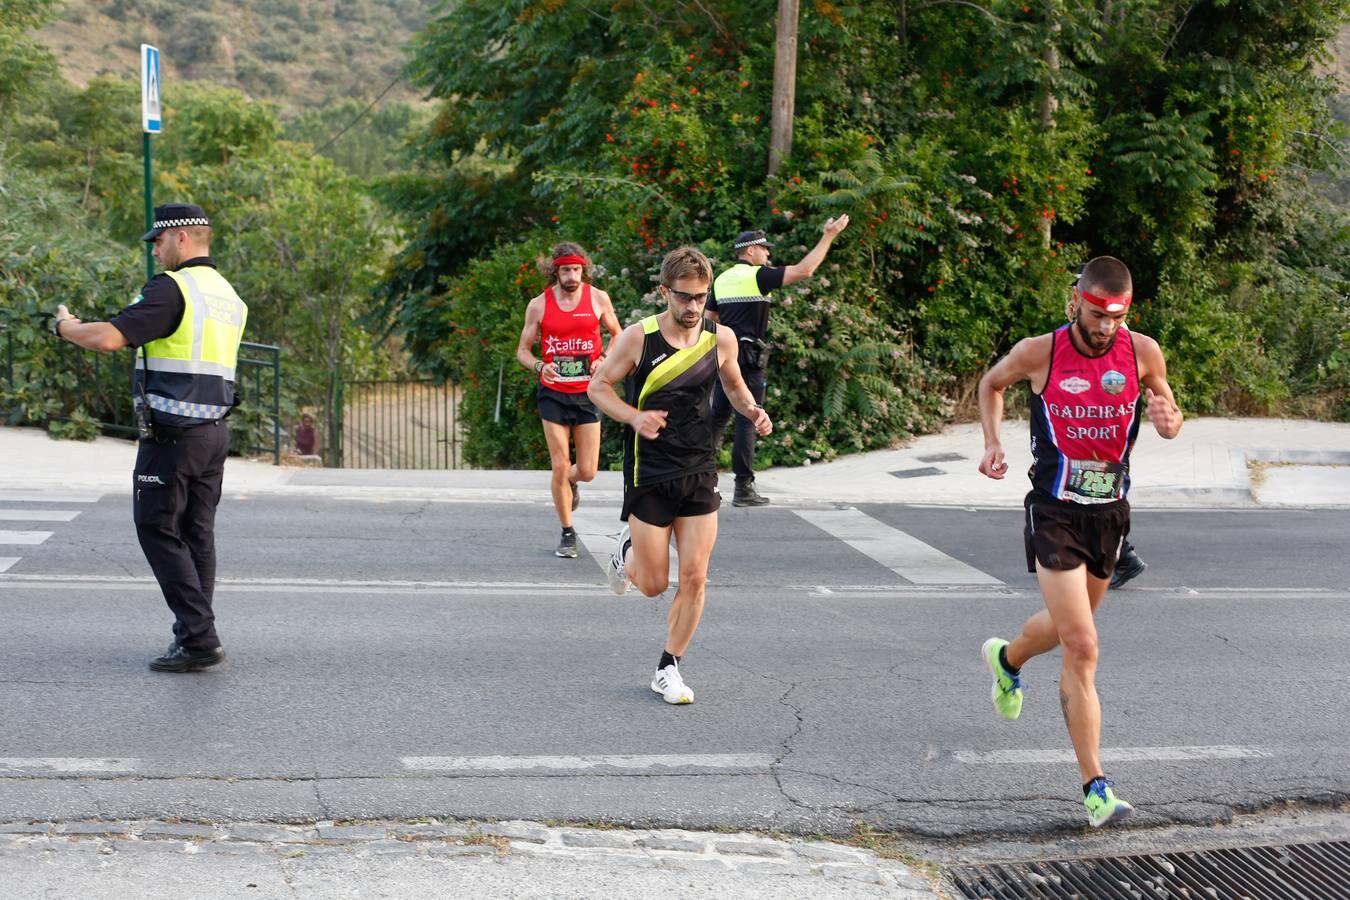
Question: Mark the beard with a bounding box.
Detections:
[1074,315,1115,356]
[558,277,581,293]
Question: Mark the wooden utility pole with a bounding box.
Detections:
[1039,7,1060,248]
[768,0,799,178]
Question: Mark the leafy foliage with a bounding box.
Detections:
[385,0,1349,473]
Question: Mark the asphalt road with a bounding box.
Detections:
[2,493,1347,838]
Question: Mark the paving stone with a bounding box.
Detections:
[111,839,191,855]
[713,839,788,858]
[480,822,548,843]
[199,842,272,857]
[225,825,307,843]
[737,860,819,878]
[558,830,638,850]
[139,823,217,840]
[636,835,707,853]
[0,824,52,835]
[391,824,469,840]
[355,839,420,857]
[790,842,870,864]
[57,822,131,836]
[660,856,734,873]
[821,862,893,885]
[316,824,388,841]
[424,843,497,859]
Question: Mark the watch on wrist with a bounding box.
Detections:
[534,360,544,374]
[51,316,63,337]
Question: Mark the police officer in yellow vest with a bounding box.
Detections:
[706,215,850,506]
[52,203,247,673]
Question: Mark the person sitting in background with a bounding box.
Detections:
[294,413,319,457]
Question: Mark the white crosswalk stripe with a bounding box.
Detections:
[0,530,53,545]
[0,509,82,522]
[793,507,1003,585]
[569,506,678,581]
[0,493,102,574]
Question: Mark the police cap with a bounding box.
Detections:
[733,230,772,251]
[141,203,211,242]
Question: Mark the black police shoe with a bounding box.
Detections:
[149,642,226,673]
[732,481,771,507]
[1109,548,1147,589]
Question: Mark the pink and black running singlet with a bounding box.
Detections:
[539,283,602,395]
[1028,325,1142,504]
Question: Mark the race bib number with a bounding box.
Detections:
[553,355,591,382]
[1061,459,1125,504]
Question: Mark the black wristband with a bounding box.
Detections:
[52,318,63,338]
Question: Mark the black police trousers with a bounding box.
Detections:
[708,367,767,482]
[132,420,228,651]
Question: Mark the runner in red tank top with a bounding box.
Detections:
[515,242,623,559]
[975,256,1184,827]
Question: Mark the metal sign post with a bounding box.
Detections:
[140,44,162,281]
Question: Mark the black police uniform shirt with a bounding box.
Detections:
[706,265,786,341]
[107,256,217,347]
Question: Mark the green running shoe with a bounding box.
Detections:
[981,637,1023,720]
[1084,778,1134,827]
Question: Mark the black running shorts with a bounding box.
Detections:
[538,385,600,426]
[1024,490,1130,579]
[621,470,721,526]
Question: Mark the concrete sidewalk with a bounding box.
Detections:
[1,417,1346,508]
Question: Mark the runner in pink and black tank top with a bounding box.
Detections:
[1028,323,1142,504]
[975,256,1184,829]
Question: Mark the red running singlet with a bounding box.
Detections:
[540,283,602,395]
[1028,324,1142,504]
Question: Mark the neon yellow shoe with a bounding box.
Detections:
[981,638,1023,720]
[1084,777,1134,827]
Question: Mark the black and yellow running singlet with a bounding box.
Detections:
[622,316,720,487]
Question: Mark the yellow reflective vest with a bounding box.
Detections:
[134,265,248,428]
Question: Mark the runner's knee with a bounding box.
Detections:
[633,571,670,597]
[574,461,598,482]
[1058,628,1099,666]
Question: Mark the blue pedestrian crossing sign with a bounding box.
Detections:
[141,44,162,134]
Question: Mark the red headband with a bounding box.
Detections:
[553,255,587,267]
[1079,288,1131,313]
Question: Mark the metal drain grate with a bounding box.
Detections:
[951,839,1350,899]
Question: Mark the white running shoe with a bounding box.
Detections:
[606,524,632,595]
[651,662,694,705]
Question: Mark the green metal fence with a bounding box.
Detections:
[337,378,461,469]
[1,322,282,464]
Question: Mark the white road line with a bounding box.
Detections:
[0,757,140,774]
[0,530,53,545]
[0,491,103,504]
[401,753,773,773]
[0,577,610,597]
[954,745,1271,765]
[793,508,1003,585]
[0,558,17,573]
[0,509,82,522]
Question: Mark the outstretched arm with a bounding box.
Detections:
[782,215,850,286]
[52,305,129,353]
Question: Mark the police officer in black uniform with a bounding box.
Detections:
[52,203,248,672]
[706,215,849,506]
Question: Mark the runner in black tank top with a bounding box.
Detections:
[588,247,772,706]
[974,256,1184,828]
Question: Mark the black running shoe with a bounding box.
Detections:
[555,529,578,558]
[1110,548,1146,589]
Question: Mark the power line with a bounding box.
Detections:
[312,73,403,157]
